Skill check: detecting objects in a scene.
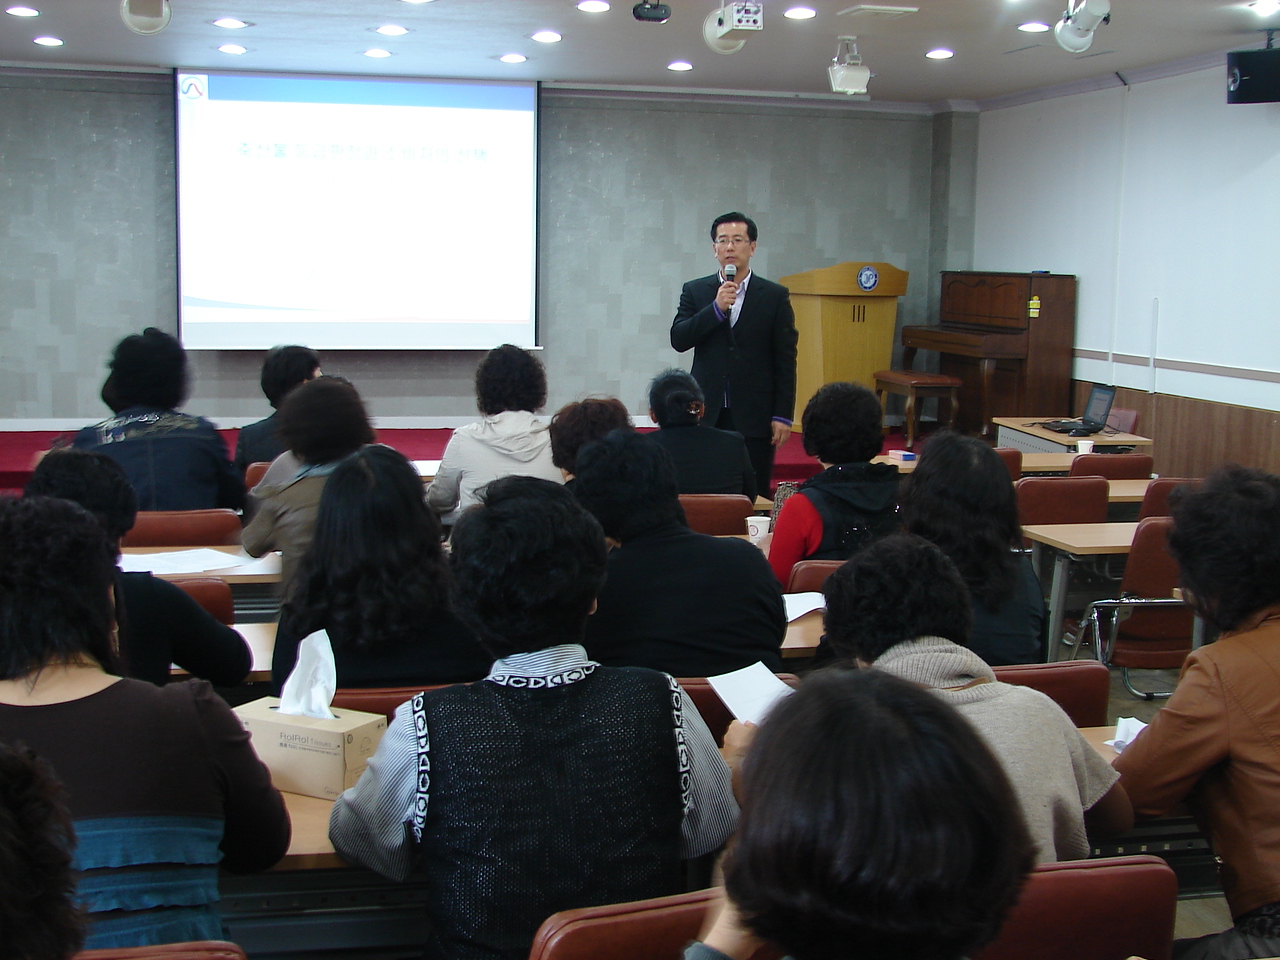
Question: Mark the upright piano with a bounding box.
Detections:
[899,271,1077,438]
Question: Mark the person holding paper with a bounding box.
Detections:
[328,477,736,960]
[821,534,1132,863]
[573,431,785,678]
[1114,467,1280,960]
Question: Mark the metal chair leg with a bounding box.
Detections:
[1121,668,1174,701]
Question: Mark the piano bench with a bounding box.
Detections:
[874,370,962,450]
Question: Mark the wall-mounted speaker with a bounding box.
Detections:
[1227,48,1280,104]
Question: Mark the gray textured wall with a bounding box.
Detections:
[0,74,973,424]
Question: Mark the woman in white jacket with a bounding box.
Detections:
[426,344,562,525]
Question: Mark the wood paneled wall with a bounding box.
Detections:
[1071,382,1280,479]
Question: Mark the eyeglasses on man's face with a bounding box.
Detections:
[714,236,752,247]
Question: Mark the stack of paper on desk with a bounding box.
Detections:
[708,662,795,726]
[783,592,824,621]
[119,549,280,577]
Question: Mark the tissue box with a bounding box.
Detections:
[888,449,917,462]
[234,697,387,801]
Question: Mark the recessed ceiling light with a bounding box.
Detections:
[212,17,248,29]
[1250,0,1280,14]
[398,0,435,4]
[6,6,40,16]
[577,0,610,11]
[218,43,247,54]
[376,24,409,36]
[1017,21,1051,32]
[33,35,62,45]
[925,48,953,59]
[364,48,392,58]
[783,6,816,19]
[667,60,693,71]
[499,52,528,63]
[531,29,562,42]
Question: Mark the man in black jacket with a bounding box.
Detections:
[671,212,798,497]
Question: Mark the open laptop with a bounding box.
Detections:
[1040,383,1116,435]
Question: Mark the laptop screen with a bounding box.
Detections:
[1082,383,1116,427]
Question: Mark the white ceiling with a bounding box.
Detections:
[1,0,1276,105]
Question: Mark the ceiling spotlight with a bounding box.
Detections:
[1054,0,1110,53]
[33,34,62,44]
[218,43,246,54]
[784,5,816,18]
[1017,21,1051,32]
[828,35,871,94]
[1250,0,1280,14]
[633,1,671,22]
[925,47,953,59]
[119,0,170,35]
[499,52,528,63]
[668,59,693,70]
[212,17,248,28]
[376,24,409,36]
[531,29,562,42]
[364,48,392,58]
[6,6,40,16]
[577,0,610,10]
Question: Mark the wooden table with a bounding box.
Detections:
[278,790,342,867]
[1107,478,1153,503]
[122,545,281,584]
[993,417,1153,455]
[1022,522,1138,659]
[782,609,822,658]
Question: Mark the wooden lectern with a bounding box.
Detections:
[779,261,909,424]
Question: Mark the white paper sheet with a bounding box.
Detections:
[119,548,249,575]
[1106,716,1149,752]
[783,592,824,622]
[707,661,795,726]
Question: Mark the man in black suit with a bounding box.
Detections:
[671,212,798,497]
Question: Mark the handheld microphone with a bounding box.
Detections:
[724,263,737,283]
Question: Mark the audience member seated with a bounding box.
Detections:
[70,328,245,512]
[24,450,251,687]
[426,344,562,525]
[822,534,1132,863]
[548,396,633,484]
[768,382,898,586]
[0,497,289,949]
[900,431,1046,665]
[645,369,756,502]
[273,445,490,693]
[573,431,786,678]
[689,668,1035,960]
[329,476,736,960]
[242,376,374,594]
[233,344,320,473]
[0,739,85,960]
[1115,466,1280,960]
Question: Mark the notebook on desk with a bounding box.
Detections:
[1040,383,1116,435]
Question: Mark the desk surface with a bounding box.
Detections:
[1022,521,1138,555]
[1107,479,1153,503]
[122,545,281,584]
[993,417,1153,449]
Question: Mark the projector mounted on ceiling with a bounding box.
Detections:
[829,36,871,95]
[119,0,171,35]
[703,2,763,55]
[1054,0,1111,54]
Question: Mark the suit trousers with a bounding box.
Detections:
[715,408,774,497]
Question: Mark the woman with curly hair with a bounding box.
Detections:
[426,344,562,525]
[899,431,1045,665]
[274,444,491,692]
[547,396,633,482]
[0,496,289,948]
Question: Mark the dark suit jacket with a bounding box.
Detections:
[234,412,285,473]
[649,424,757,501]
[670,272,798,440]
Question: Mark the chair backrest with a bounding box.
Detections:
[170,577,235,626]
[1068,453,1153,480]
[1015,476,1110,527]
[992,660,1110,727]
[244,461,271,491]
[678,675,801,746]
[1106,407,1139,434]
[123,509,242,547]
[76,941,248,960]
[331,685,448,722]
[1111,516,1195,668]
[975,855,1177,960]
[679,493,754,536]
[994,447,1023,481]
[1137,477,1193,521]
[785,559,843,594]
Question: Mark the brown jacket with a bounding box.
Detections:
[241,473,327,596]
[1114,607,1280,918]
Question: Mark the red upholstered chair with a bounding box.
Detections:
[169,577,235,626]
[678,675,801,746]
[1137,477,1193,520]
[1068,452,1154,480]
[1015,476,1110,527]
[679,493,754,536]
[123,509,242,547]
[975,855,1177,960]
[1067,516,1194,699]
[243,461,271,491]
[784,559,842,594]
[994,446,1023,481]
[330,684,450,722]
[76,942,248,960]
[992,660,1110,727]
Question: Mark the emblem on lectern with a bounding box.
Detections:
[857,265,879,291]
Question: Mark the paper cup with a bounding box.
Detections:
[1076,439,1095,454]
[746,515,770,541]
